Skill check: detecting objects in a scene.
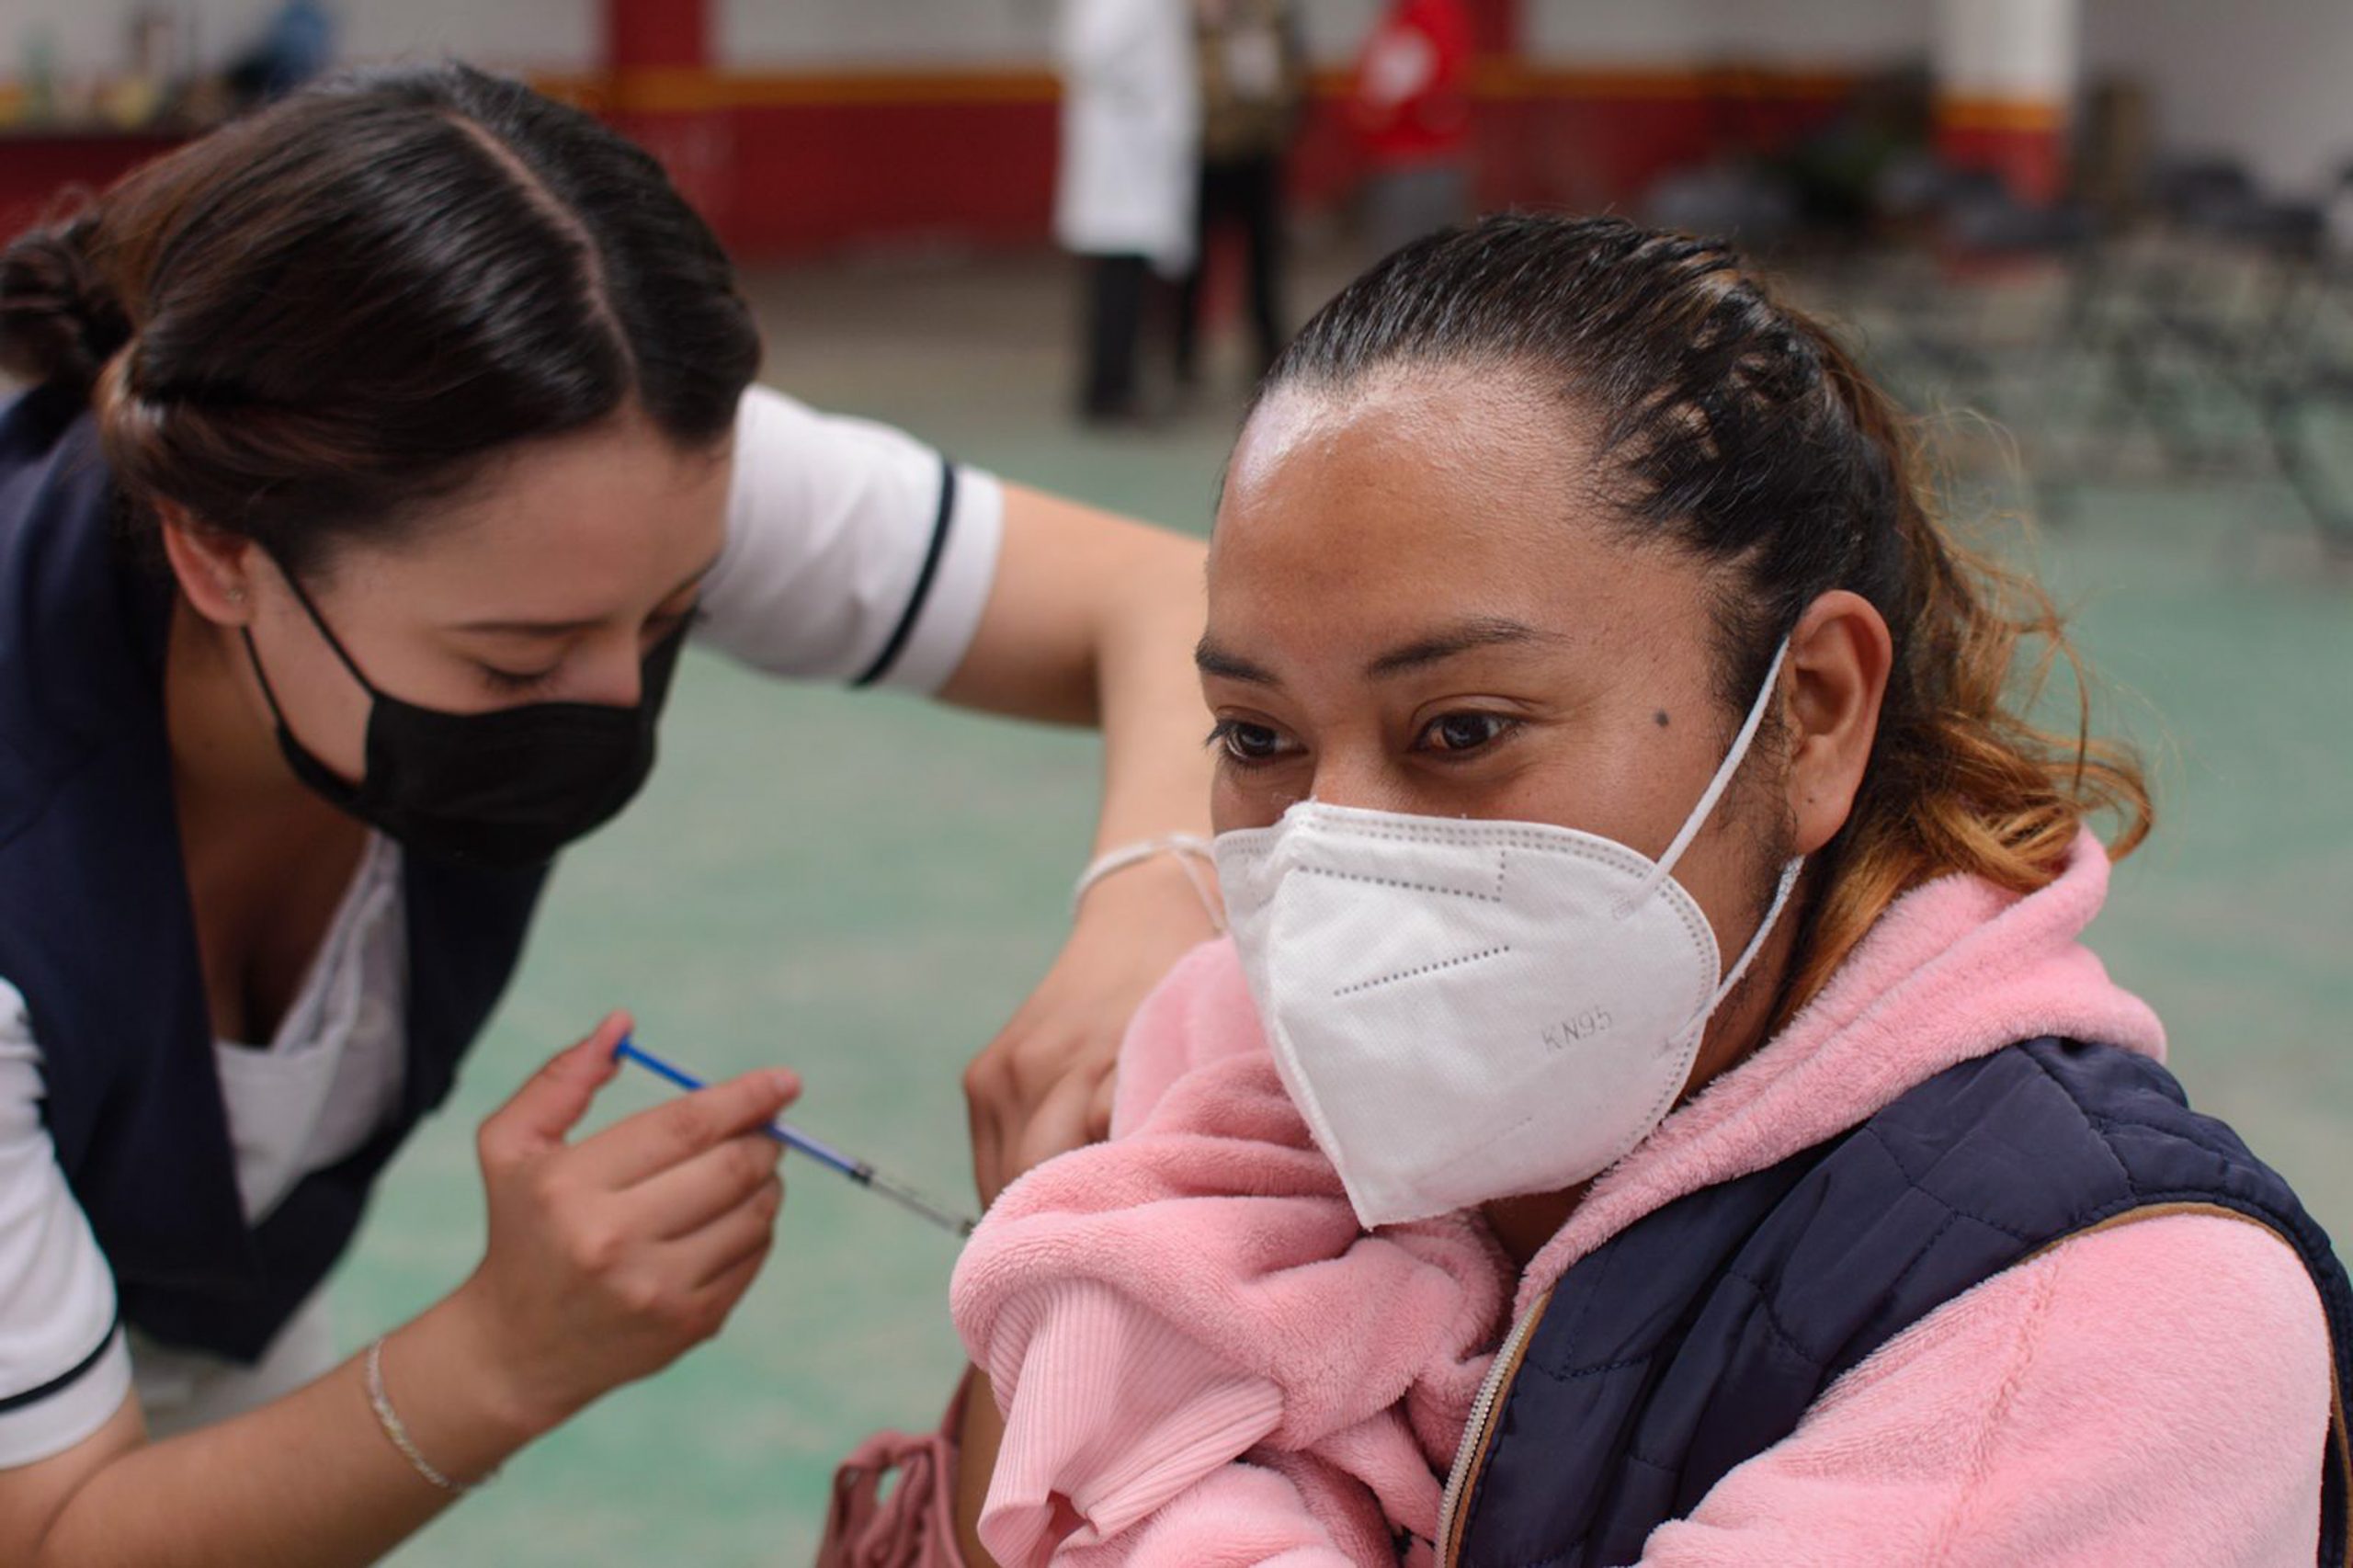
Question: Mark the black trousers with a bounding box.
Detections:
[1176,153,1288,382]
[1080,253,1153,421]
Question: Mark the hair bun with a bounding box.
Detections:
[0,215,132,399]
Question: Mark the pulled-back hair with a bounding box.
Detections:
[1261,213,2150,1017]
[0,62,761,574]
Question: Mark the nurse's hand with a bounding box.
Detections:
[964,856,1220,1205]
[449,1012,797,1435]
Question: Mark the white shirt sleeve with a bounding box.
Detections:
[0,981,131,1468]
[694,384,1007,695]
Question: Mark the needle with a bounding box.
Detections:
[613,1036,976,1238]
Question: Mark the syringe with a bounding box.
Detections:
[613,1037,977,1238]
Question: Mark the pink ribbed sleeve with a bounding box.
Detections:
[950,943,1507,1568]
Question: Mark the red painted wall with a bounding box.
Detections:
[718,98,1061,255]
[1471,72,1851,217]
[0,71,1857,264]
[0,131,181,244]
[1935,106,2069,206]
[676,68,1853,259]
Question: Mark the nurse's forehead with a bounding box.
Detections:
[345,416,732,601]
[445,417,733,539]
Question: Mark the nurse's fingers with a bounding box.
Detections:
[623,1131,787,1240]
[574,1067,801,1189]
[671,1176,786,1290]
[688,1238,772,1319]
[481,1011,632,1158]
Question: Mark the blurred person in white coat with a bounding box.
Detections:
[1056,0,1201,424]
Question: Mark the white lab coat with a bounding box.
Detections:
[1054,0,1201,274]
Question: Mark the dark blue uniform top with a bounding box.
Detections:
[0,384,549,1366]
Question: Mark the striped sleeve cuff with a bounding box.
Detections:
[0,1320,130,1468]
[853,460,1005,695]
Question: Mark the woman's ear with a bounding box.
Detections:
[157,503,260,626]
[1782,589,1893,857]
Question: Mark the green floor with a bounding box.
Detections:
[344,254,2353,1566]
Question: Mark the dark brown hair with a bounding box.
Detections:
[1260,214,2151,1017]
[0,62,761,574]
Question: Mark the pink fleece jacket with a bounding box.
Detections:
[950,834,2336,1566]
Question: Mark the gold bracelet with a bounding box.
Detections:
[365,1335,488,1495]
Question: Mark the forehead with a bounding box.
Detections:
[330,411,733,610]
[1209,371,1698,662]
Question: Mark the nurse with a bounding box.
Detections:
[0,64,1216,1562]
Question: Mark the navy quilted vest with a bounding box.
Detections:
[0,386,550,1362]
[1447,1037,2352,1567]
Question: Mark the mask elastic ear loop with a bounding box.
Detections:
[240,629,298,731]
[265,550,381,698]
[1709,854,1805,1011]
[1621,636,1792,914]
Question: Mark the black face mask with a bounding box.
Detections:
[241,573,688,869]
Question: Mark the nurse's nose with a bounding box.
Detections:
[566,632,657,709]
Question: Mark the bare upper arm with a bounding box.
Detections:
[937,482,1205,724]
[0,1392,145,1566]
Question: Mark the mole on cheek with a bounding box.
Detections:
[1654,710,1671,728]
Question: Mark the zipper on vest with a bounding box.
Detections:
[1436,1287,1554,1567]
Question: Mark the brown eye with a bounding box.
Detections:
[1210,719,1294,766]
[1419,712,1517,755]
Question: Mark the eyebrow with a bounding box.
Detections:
[1195,616,1560,687]
[1361,616,1559,678]
[1195,637,1279,686]
[453,551,724,638]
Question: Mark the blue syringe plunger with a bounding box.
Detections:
[612,1037,976,1238]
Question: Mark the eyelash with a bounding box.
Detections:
[1417,711,1520,756]
[477,606,704,697]
[1205,718,1290,769]
[479,664,561,697]
[1204,712,1523,767]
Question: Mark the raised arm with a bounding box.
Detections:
[692,392,1220,1204]
[940,483,1218,1203]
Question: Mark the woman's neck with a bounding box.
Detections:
[1484,1185,1590,1267]
[167,597,369,1042]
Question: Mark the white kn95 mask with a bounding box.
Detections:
[1213,641,1803,1229]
